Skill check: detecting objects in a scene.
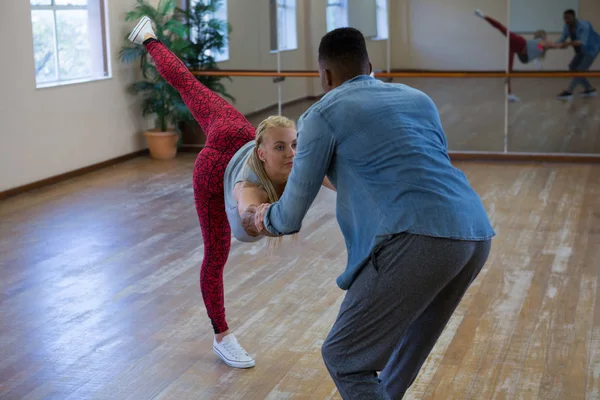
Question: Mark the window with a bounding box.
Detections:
[326,0,348,32]
[326,0,388,39]
[30,0,110,88]
[189,0,229,62]
[270,0,298,52]
[374,0,389,40]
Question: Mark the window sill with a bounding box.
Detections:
[269,47,298,54]
[369,36,389,41]
[36,75,112,90]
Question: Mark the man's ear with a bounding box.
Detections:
[325,68,334,87]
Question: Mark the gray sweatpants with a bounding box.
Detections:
[322,233,492,399]
[567,53,597,92]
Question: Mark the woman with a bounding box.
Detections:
[128,17,334,369]
[475,9,555,102]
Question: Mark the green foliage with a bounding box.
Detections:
[31,9,93,83]
[182,0,234,102]
[119,0,233,134]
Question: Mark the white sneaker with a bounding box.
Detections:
[213,334,255,369]
[128,16,155,45]
[475,8,485,18]
[507,93,520,102]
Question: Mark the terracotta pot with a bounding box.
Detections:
[143,129,179,160]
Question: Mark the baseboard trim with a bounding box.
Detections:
[179,145,203,153]
[0,149,149,201]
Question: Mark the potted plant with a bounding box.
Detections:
[179,0,234,146]
[119,0,191,160]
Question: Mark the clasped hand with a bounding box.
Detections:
[240,203,274,237]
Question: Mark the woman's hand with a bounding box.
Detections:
[240,205,262,237]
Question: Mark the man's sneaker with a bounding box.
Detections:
[213,334,255,369]
[474,9,485,18]
[507,93,520,102]
[579,88,597,97]
[128,16,155,45]
[557,90,573,100]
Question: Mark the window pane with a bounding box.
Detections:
[376,0,388,39]
[285,4,297,50]
[55,0,88,5]
[56,10,92,80]
[31,0,53,5]
[31,10,57,84]
[278,6,285,50]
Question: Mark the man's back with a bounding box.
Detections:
[304,75,495,288]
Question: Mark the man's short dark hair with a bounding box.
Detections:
[564,9,576,17]
[318,27,369,69]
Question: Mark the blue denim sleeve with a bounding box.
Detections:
[557,25,568,43]
[578,21,591,52]
[263,110,335,236]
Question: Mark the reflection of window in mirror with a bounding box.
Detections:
[326,0,388,40]
[373,0,389,40]
[188,0,229,62]
[269,0,298,52]
[326,0,348,32]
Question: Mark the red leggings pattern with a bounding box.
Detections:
[484,16,528,93]
[145,39,255,333]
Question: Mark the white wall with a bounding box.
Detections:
[0,0,148,193]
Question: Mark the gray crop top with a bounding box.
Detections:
[223,141,265,243]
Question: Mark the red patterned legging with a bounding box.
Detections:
[145,39,255,334]
[484,16,527,93]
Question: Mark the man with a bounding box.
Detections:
[253,28,495,399]
[555,9,599,100]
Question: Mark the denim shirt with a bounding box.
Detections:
[557,20,600,56]
[263,75,495,290]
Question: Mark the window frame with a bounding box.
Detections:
[30,0,111,89]
[270,0,298,53]
[372,0,389,41]
[326,0,348,32]
[325,0,389,40]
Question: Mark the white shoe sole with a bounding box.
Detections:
[128,16,152,44]
[213,346,256,369]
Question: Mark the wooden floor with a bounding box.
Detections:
[253,77,600,154]
[1,155,599,399]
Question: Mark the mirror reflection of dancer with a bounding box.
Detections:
[555,9,599,100]
[127,16,334,370]
[475,9,553,102]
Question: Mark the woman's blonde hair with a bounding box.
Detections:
[244,115,296,203]
[243,115,297,247]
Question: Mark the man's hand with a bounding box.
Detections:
[254,203,273,235]
[240,205,262,237]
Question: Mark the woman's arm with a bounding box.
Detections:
[235,181,270,237]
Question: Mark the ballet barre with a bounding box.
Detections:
[190,70,600,78]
